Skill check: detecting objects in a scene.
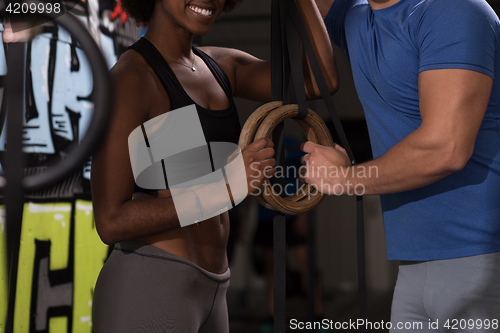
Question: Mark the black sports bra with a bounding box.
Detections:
[128,37,241,192]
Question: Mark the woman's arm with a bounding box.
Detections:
[316,0,335,19]
[296,0,338,98]
[91,61,275,245]
[205,0,338,102]
[90,62,179,245]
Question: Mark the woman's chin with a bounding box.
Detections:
[189,26,212,37]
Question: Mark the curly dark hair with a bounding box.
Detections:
[121,0,242,26]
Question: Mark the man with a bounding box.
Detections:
[302,0,500,331]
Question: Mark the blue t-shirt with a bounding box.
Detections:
[325,0,500,260]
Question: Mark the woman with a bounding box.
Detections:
[91,0,338,331]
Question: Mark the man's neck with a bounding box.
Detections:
[368,0,401,10]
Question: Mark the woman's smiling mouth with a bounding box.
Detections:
[188,5,213,17]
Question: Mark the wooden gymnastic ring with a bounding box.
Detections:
[239,101,282,210]
[239,102,334,215]
[238,101,317,210]
[255,104,334,214]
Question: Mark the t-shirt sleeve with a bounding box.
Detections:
[417,0,499,78]
[324,0,364,54]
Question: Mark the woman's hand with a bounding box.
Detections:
[242,138,276,194]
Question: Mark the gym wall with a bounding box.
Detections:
[0,1,140,332]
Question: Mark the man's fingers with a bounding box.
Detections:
[298,167,307,183]
[333,143,351,163]
[334,143,347,154]
[301,153,311,165]
[300,141,321,153]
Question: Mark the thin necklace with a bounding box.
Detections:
[148,39,196,72]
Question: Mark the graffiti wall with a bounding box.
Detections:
[0,1,140,331]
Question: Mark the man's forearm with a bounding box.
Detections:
[339,129,468,196]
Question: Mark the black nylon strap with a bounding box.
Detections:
[271,1,288,332]
[270,0,367,331]
[356,195,367,321]
[286,2,368,325]
[285,10,307,120]
[271,0,282,102]
[4,42,28,333]
[272,210,287,333]
[287,2,354,161]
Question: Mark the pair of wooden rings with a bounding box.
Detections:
[239,101,334,215]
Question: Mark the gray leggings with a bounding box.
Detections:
[92,241,230,333]
[390,252,500,333]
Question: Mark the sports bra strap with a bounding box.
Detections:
[128,38,235,111]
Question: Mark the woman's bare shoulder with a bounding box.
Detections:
[111,50,156,90]
[109,49,166,122]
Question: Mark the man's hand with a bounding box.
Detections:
[242,138,276,194]
[300,141,351,195]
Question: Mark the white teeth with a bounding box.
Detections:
[189,5,212,17]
